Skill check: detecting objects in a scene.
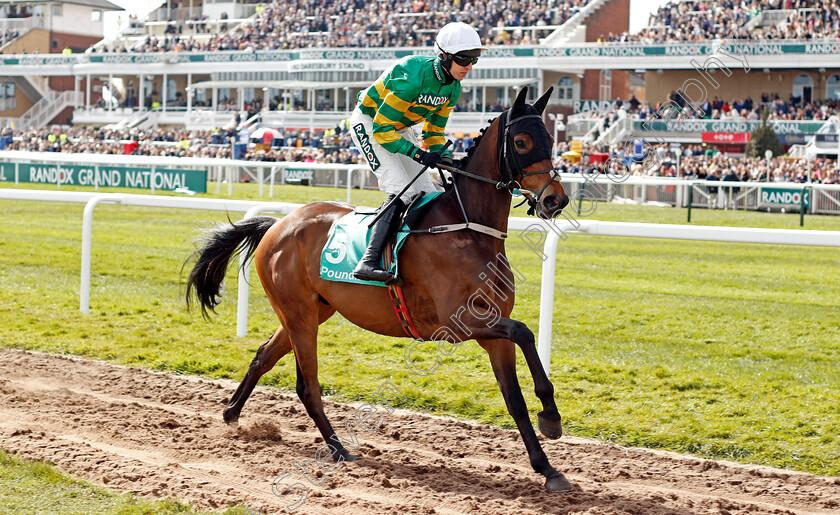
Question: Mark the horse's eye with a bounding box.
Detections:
[515,140,526,149]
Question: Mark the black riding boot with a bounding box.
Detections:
[353,195,406,285]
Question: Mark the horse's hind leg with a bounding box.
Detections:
[478,338,571,492]
[287,309,360,463]
[223,304,335,424]
[223,326,292,424]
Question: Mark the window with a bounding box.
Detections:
[0,82,16,111]
[792,74,813,103]
[91,10,101,22]
[557,76,573,102]
[827,75,840,101]
[599,70,612,101]
[52,4,62,16]
[167,79,177,102]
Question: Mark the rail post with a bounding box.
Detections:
[80,194,124,314]
[687,182,693,223]
[800,186,807,227]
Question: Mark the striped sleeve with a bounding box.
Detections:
[422,82,459,155]
[371,65,421,156]
[422,101,454,155]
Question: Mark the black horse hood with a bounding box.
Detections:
[499,87,554,179]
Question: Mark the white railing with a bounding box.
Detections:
[0,189,299,333]
[489,24,563,44]
[0,150,370,200]
[541,0,611,46]
[593,112,631,146]
[0,16,43,33]
[4,188,840,370]
[581,118,605,144]
[182,109,502,133]
[24,74,50,98]
[560,175,840,215]
[761,9,796,26]
[102,109,150,130]
[146,5,204,23]
[530,218,840,374]
[14,89,81,129]
[805,115,840,157]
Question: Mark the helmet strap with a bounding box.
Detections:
[438,55,456,84]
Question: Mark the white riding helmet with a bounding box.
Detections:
[434,22,487,57]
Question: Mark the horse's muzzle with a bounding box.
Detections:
[541,193,569,216]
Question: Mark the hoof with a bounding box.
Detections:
[545,474,572,492]
[222,407,240,425]
[538,412,562,440]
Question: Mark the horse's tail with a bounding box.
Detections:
[184,216,277,318]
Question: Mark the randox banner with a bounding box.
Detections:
[3,42,840,67]
[0,162,207,193]
[283,168,314,184]
[760,187,810,209]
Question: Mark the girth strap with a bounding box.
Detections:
[382,243,421,339]
[414,222,507,240]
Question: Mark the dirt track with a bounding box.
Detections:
[0,348,838,514]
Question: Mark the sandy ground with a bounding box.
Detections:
[0,348,838,515]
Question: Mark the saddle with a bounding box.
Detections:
[319,192,442,286]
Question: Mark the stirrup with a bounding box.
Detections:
[353,266,402,286]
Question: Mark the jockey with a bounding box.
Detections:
[349,22,486,285]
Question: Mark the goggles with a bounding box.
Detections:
[451,53,479,66]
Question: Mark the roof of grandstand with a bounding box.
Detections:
[0,0,123,9]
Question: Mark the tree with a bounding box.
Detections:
[746,107,782,158]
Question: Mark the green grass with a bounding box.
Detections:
[0,449,256,514]
[1,182,839,497]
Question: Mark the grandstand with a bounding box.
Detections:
[0,0,838,175]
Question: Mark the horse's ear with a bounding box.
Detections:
[533,87,553,114]
[512,86,528,115]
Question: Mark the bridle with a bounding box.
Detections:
[416,108,563,241]
[495,109,562,215]
[447,109,560,215]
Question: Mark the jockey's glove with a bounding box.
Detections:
[412,148,445,169]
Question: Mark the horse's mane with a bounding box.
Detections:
[458,118,495,170]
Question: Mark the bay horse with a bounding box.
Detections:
[185,86,572,491]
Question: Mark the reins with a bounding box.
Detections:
[407,108,560,239]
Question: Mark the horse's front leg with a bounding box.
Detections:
[477,336,571,492]
[505,319,563,440]
[461,314,563,438]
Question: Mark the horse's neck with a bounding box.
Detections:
[452,143,511,232]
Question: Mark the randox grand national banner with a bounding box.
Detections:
[0,163,207,193]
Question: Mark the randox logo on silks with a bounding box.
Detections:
[417,94,447,106]
[353,123,381,171]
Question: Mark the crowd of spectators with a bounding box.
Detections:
[609,0,840,44]
[676,148,838,183]
[82,0,840,53]
[4,0,837,55]
[1,29,19,46]
[575,92,840,127]
[0,126,365,164]
[89,0,584,53]
[555,139,838,183]
[3,123,837,183]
